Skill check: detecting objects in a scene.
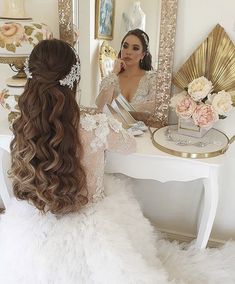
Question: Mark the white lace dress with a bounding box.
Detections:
[98,71,159,112]
[1,114,235,284]
[0,114,171,284]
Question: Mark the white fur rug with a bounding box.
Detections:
[0,174,234,284]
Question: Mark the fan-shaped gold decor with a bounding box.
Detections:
[173,24,235,94]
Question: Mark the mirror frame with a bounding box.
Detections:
[58,0,74,45]
[58,0,178,125]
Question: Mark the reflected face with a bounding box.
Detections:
[120,35,145,66]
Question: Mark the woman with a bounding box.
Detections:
[1,39,235,284]
[0,38,171,284]
[96,28,157,112]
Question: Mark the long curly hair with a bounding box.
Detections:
[118,28,153,71]
[10,39,88,215]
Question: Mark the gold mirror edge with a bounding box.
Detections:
[58,0,74,45]
[154,0,178,125]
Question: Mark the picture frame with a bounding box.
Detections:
[95,0,115,40]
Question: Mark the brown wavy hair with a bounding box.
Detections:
[118,28,153,71]
[10,39,88,215]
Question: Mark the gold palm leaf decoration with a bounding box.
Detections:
[173,24,235,94]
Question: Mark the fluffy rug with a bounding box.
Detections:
[0,174,234,284]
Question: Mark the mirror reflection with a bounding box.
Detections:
[0,0,175,129]
[75,0,161,110]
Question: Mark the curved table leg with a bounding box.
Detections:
[194,167,219,249]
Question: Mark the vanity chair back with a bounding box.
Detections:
[99,41,117,78]
[0,147,12,210]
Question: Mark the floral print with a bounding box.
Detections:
[81,113,123,152]
[0,21,53,53]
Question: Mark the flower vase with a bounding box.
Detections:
[178,117,210,138]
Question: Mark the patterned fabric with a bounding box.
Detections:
[80,113,136,202]
[99,71,157,104]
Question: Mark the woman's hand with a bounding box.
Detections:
[112,59,126,75]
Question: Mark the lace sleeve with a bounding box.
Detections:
[99,73,119,92]
[80,113,136,154]
[106,118,136,154]
[80,113,136,202]
[96,73,120,110]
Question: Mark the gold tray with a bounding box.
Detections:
[150,125,235,159]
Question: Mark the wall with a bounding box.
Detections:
[78,0,100,106]
[111,0,160,67]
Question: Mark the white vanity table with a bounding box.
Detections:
[105,130,229,249]
[0,116,230,249]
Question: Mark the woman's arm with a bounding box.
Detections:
[95,81,116,111]
[106,118,136,154]
[95,59,126,111]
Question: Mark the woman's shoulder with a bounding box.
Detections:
[144,70,157,85]
[145,70,157,78]
[80,113,124,151]
[80,113,122,133]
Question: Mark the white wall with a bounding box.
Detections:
[78,0,100,106]
[174,0,235,73]
[111,0,160,67]
[25,0,59,38]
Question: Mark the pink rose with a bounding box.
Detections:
[175,96,197,119]
[192,104,218,128]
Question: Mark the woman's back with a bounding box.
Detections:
[0,114,151,284]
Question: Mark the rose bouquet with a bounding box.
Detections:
[170,76,233,129]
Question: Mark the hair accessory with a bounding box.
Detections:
[24,53,81,90]
[24,58,32,79]
[142,33,149,54]
[59,53,81,89]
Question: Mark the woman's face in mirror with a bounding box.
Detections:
[120,35,145,67]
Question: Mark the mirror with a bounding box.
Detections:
[58,0,178,125]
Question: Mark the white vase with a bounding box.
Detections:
[123,1,146,32]
[178,117,210,138]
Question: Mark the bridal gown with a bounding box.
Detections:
[0,113,170,284]
[98,70,168,113]
[99,71,157,104]
[0,113,235,284]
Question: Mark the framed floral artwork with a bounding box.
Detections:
[95,0,115,40]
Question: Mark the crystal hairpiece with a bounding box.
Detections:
[59,53,80,89]
[142,33,149,54]
[24,53,81,90]
[24,58,32,79]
